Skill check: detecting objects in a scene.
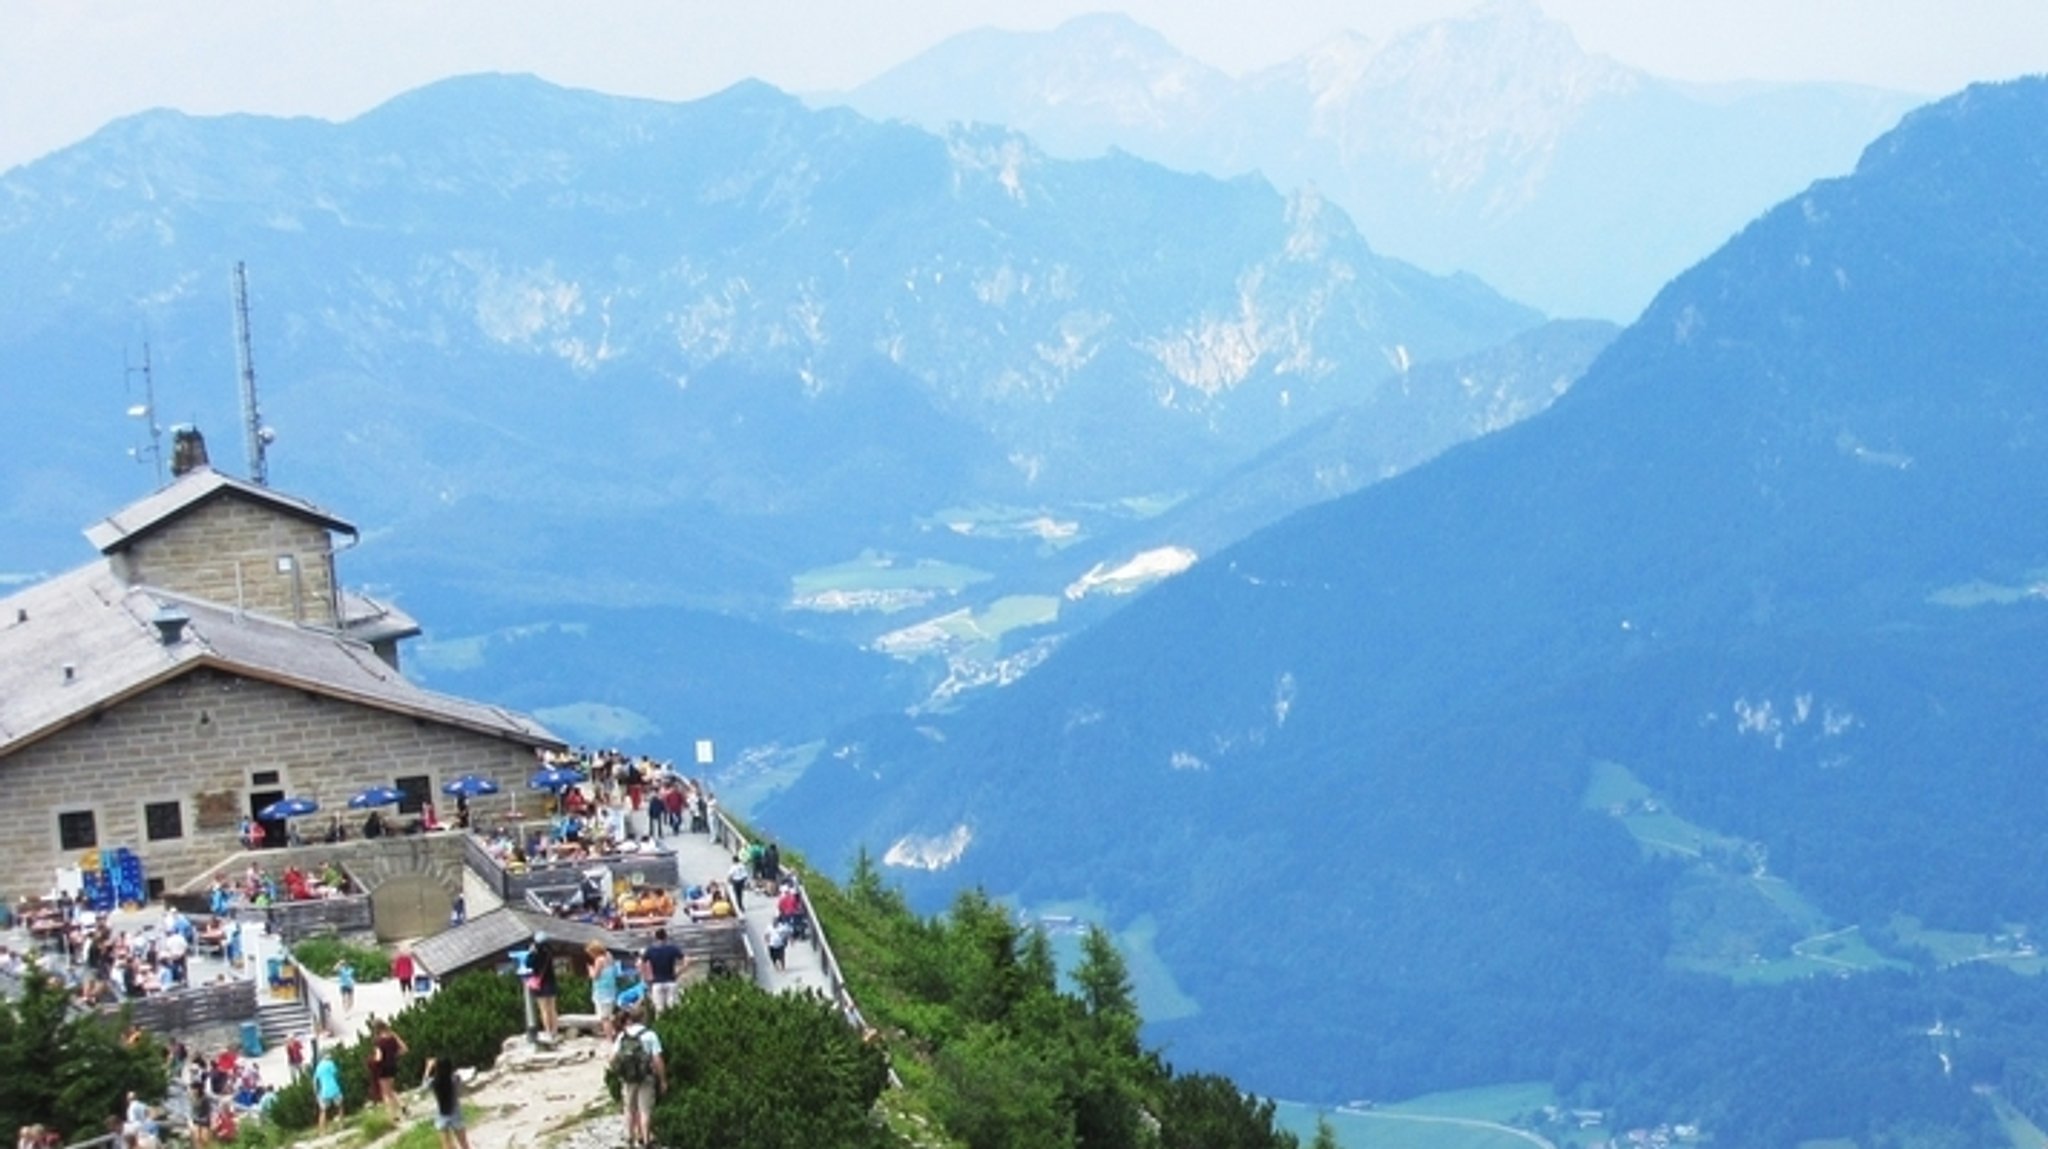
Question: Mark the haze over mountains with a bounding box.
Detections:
[836,1,1920,321]
[9,13,2042,1142]
[0,72,1563,751]
[767,77,2048,1143]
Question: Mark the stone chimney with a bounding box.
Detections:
[170,425,210,477]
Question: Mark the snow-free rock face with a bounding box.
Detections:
[839,2,1920,320]
[0,75,1537,575]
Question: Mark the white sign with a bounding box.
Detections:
[694,739,714,766]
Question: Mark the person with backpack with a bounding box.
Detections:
[610,1004,665,1149]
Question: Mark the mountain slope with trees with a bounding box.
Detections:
[763,78,2048,1145]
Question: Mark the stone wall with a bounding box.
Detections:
[0,667,532,901]
[179,834,474,897]
[115,495,340,627]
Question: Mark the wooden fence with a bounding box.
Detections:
[100,976,257,1034]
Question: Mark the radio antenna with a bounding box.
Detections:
[124,342,165,485]
[231,261,275,486]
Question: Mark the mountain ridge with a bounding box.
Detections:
[762,77,2048,1142]
[0,72,1554,760]
[836,5,1920,320]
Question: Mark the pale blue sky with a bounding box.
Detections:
[4,0,2044,173]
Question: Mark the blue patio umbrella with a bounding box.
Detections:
[347,785,406,810]
[528,766,586,791]
[258,796,320,821]
[442,774,501,798]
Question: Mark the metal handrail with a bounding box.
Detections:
[712,810,860,1018]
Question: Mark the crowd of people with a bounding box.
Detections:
[111,1030,289,1149]
[5,742,827,1149]
[208,859,352,911]
[238,808,445,851]
[474,752,720,871]
[6,898,245,1006]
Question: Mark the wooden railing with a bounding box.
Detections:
[709,810,871,1035]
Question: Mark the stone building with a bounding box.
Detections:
[0,453,559,902]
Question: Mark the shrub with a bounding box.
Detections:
[267,969,529,1132]
[0,970,167,1140]
[389,969,526,1076]
[648,979,891,1149]
[290,936,393,982]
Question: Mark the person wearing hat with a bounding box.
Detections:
[527,932,560,1039]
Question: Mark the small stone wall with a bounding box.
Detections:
[264,895,374,943]
[179,833,470,899]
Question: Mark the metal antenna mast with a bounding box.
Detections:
[125,342,165,485]
[231,261,274,486]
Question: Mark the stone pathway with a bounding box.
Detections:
[653,825,840,1001]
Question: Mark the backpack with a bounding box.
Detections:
[612,1028,654,1084]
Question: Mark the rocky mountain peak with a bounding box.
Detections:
[1346,1,1638,198]
[844,3,1910,319]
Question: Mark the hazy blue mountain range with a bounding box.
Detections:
[0,73,1552,751]
[762,78,2048,1144]
[835,1,1920,321]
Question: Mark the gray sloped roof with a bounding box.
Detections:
[83,467,356,554]
[411,908,534,978]
[339,590,422,645]
[506,909,652,955]
[0,561,558,757]
[412,909,653,979]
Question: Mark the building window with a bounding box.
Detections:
[144,801,184,842]
[58,810,97,851]
[395,774,431,815]
[251,769,281,786]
